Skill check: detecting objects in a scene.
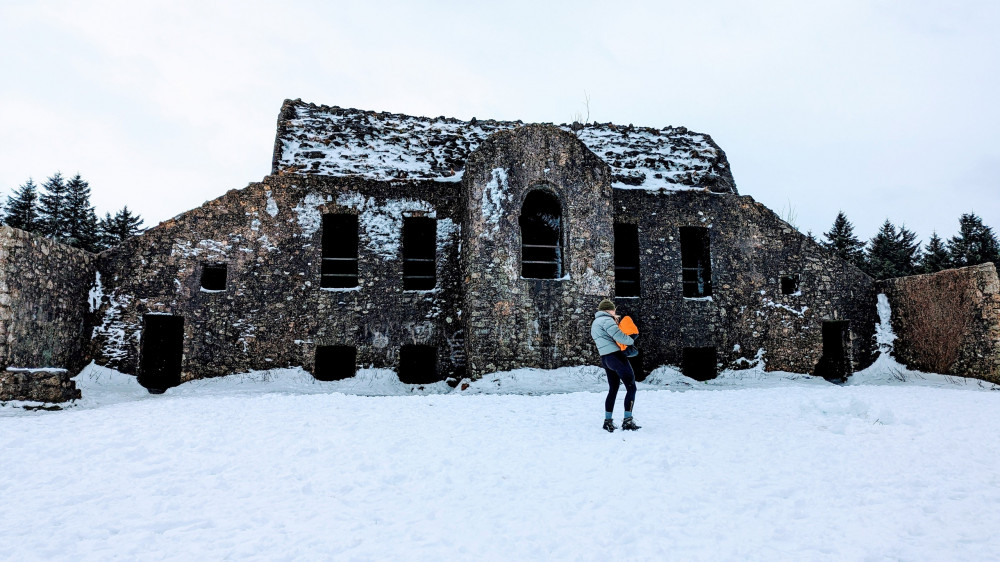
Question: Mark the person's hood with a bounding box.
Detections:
[594,310,615,320]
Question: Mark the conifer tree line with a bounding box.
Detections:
[821,211,1000,280]
[1,173,145,253]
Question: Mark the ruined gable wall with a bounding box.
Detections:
[461,125,614,377]
[611,190,879,376]
[91,174,465,382]
[0,226,95,373]
[881,263,1000,383]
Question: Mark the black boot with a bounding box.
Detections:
[603,419,617,433]
[622,417,641,431]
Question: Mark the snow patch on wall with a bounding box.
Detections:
[88,272,103,313]
[762,298,809,317]
[876,293,897,351]
[363,198,435,259]
[292,192,332,237]
[265,190,279,218]
[331,191,437,259]
[171,239,232,259]
[92,292,138,363]
[481,168,508,233]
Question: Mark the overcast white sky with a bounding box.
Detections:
[1,0,997,243]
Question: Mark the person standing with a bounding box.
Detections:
[590,299,640,432]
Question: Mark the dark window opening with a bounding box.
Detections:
[519,190,563,279]
[139,314,184,394]
[614,223,641,297]
[781,274,799,295]
[314,345,356,381]
[682,347,717,381]
[398,345,439,384]
[403,217,436,290]
[680,226,712,297]
[322,214,359,288]
[200,263,227,291]
[815,321,851,381]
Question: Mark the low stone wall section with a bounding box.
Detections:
[0,226,96,374]
[0,368,81,403]
[881,263,1000,383]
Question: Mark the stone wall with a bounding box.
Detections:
[881,263,1000,383]
[611,190,879,378]
[0,368,81,403]
[92,174,465,385]
[0,226,96,374]
[461,125,614,377]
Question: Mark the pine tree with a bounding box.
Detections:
[947,212,1000,267]
[822,211,865,268]
[896,224,920,277]
[3,179,41,232]
[99,206,145,248]
[38,172,71,239]
[63,173,102,252]
[918,232,950,273]
[864,220,919,279]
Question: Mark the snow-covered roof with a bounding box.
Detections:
[272,99,737,194]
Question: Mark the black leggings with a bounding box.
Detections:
[602,351,636,413]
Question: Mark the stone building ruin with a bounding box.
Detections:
[3,98,899,398]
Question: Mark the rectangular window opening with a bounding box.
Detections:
[682,346,717,381]
[398,345,439,384]
[314,345,357,381]
[680,226,712,298]
[321,214,359,288]
[614,223,640,297]
[403,217,436,290]
[780,274,800,295]
[200,263,227,291]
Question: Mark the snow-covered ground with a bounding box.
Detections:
[1,359,998,560]
[3,296,1000,560]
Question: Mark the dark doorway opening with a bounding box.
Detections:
[403,217,436,290]
[682,346,717,381]
[321,214,359,288]
[780,274,799,295]
[519,190,563,279]
[314,345,356,381]
[815,321,851,381]
[398,345,439,384]
[139,314,184,394]
[680,227,712,297]
[201,263,227,291]
[614,223,640,297]
[629,350,646,382]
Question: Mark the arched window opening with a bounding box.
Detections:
[519,190,563,279]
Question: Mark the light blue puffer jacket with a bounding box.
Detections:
[590,311,634,356]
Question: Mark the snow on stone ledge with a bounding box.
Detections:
[272,99,737,194]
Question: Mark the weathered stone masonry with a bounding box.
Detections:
[12,97,1000,400]
[881,263,1000,383]
[0,226,93,401]
[85,99,879,387]
[612,189,878,378]
[91,174,465,384]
